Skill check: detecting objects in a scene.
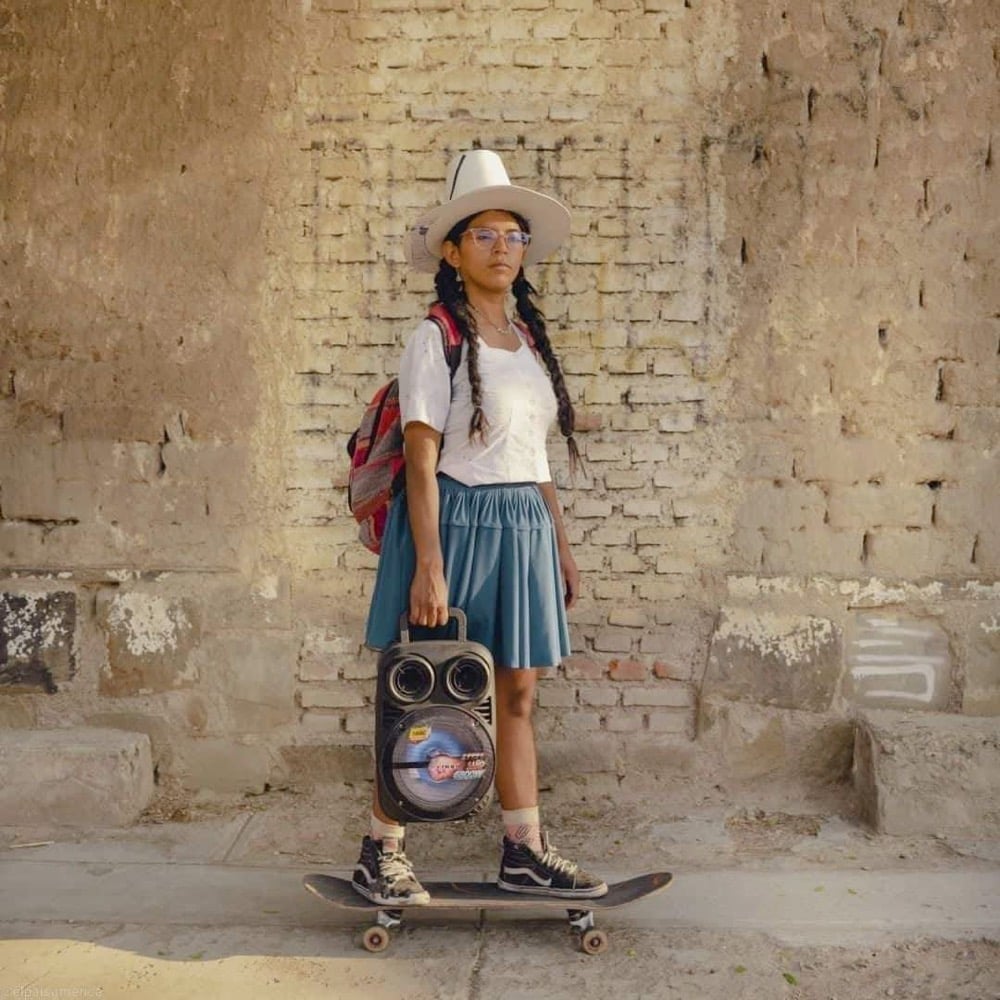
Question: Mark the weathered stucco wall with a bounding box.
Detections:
[704,0,1000,769]
[0,0,301,791]
[1,0,996,801]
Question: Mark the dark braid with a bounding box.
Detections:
[433,258,489,441]
[512,270,582,476]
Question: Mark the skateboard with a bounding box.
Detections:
[302,871,673,955]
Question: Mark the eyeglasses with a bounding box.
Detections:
[462,228,532,251]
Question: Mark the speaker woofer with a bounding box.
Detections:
[443,653,491,703]
[379,704,496,823]
[386,654,435,704]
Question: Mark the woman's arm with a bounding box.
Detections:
[537,480,580,609]
[403,422,450,627]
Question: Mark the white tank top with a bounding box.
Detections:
[397,318,558,486]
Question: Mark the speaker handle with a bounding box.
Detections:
[398,607,468,644]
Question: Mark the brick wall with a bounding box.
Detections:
[1,0,996,797]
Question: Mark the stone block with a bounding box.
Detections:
[207,574,292,631]
[177,737,279,795]
[826,485,933,529]
[0,728,154,826]
[618,735,698,776]
[793,438,902,485]
[97,590,201,697]
[0,475,94,521]
[698,696,855,784]
[865,525,977,576]
[853,710,1000,836]
[0,699,36,728]
[962,611,1000,716]
[842,613,952,712]
[0,590,76,692]
[280,743,372,785]
[190,632,299,732]
[761,526,864,576]
[84,712,176,773]
[703,609,842,712]
[740,481,828,531]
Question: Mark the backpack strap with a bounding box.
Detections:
[427,302,464,377]
[511,318,536,352]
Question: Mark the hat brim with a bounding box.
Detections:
[405,184,571,273]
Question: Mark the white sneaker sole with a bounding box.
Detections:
[496,879,609,900]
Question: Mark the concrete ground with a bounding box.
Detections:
[1,773,998,1000]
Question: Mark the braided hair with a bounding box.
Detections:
[433,213,581,475]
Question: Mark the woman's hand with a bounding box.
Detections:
[560,544,581,609]
[537,481,580,609]
[409,563,449,627]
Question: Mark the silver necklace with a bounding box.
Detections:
[472,306,515,337]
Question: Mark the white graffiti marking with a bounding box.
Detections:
[849,661,939,704]
[848,615,948,705]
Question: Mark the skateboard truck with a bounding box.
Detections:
[567,909,608,956]
[363,903,608,955]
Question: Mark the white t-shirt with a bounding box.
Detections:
[397,318,558,486]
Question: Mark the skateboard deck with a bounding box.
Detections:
[303,871,672,954]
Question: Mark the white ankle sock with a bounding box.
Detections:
[371,815,406,853]
[502,806,543,854]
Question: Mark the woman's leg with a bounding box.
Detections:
[492,664,608,898]
[493,665,540,811]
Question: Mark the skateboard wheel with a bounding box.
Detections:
[580,929,608,956]
[362,925,390,953]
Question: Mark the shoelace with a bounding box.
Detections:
[538,844,580,877]
[379,850,418,886]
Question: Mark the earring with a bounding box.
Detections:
[455,271,464,292]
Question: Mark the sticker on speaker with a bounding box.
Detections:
[426,750,488,782]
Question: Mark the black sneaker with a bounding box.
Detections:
[497,832,608,899]
[352,835,430,906]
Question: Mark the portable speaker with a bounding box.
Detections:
[375,609,496,823]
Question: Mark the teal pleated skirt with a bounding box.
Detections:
[365,474,571,669]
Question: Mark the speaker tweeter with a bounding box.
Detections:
[386,654,435,704]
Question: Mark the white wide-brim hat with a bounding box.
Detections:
[405,149,572,273]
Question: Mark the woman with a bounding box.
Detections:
[353,149,606,906]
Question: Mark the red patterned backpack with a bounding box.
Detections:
[347,304,464,554]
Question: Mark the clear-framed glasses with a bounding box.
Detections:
[463,228,532,251]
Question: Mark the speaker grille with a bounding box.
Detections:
[472,696,494,727]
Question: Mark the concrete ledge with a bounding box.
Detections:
[0,727,154,827]
[853,710,1000,836]
[697,695,854,784]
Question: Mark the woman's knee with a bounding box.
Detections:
[495,668,536,720]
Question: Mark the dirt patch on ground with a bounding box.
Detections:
[725,808,824,853]
[471,929,1000,1000]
